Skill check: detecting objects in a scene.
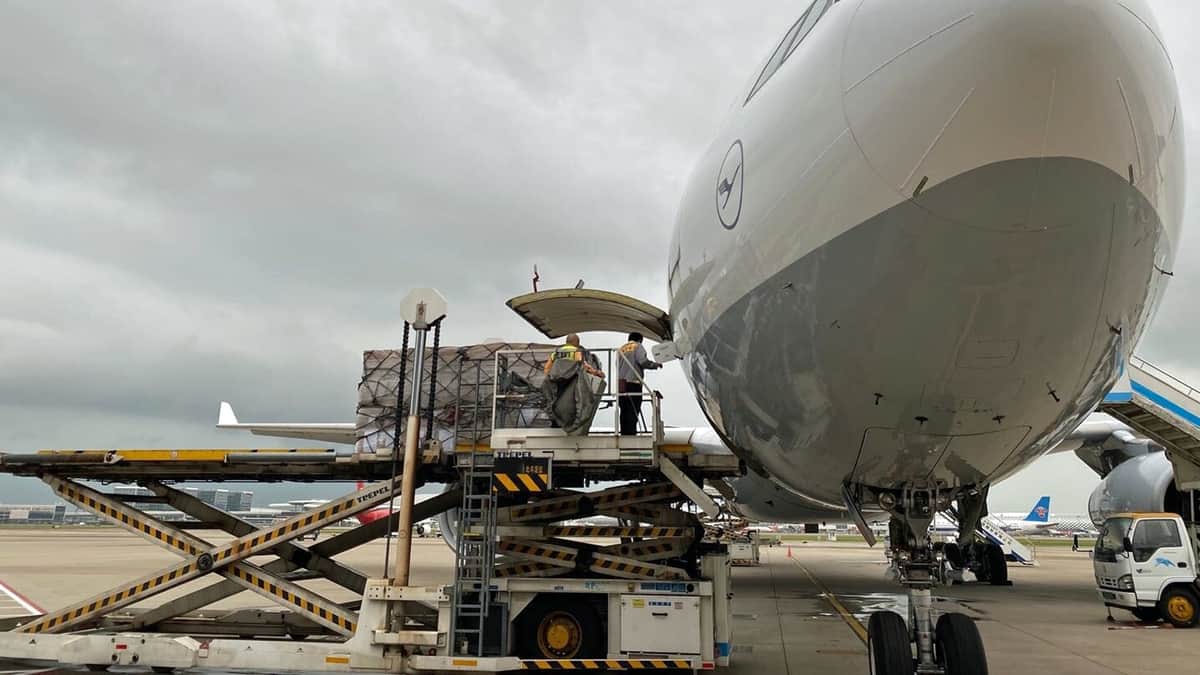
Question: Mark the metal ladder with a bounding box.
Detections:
[448,358,501,657]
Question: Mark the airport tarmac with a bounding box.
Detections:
[1,529,1199,674]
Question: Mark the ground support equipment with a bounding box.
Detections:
[0,344,740,672]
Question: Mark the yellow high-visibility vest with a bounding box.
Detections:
[544,344,583,373]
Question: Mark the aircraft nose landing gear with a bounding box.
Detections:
[867,487,988,675]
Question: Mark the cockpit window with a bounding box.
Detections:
[745,0,832,105]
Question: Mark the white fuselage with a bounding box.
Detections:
[669,0,1184,510]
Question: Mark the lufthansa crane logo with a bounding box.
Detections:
[716,140,744,229]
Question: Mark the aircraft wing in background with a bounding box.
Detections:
[216,402,356,445]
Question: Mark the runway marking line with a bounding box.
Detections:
[789,557,869,644]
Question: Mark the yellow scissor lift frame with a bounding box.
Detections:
[0,347,741,672]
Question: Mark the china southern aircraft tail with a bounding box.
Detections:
[1024,496,1051,523]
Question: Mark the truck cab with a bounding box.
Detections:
[1094,512,1200,627]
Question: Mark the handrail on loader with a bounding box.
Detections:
[490,346,663,444]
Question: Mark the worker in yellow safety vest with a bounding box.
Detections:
[543,333,604,377]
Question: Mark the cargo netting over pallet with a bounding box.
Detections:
[355,342,557,454]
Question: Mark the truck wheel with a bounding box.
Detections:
[867,611,913,675]
[935,613,988,675]
[517,596,603,659]
[1159,586,1200,628]
[985,544,1008,586]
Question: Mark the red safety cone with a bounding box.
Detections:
[787,545,793,559]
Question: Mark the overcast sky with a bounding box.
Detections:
[1,1,1198,513]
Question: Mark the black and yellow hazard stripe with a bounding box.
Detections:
[496,540,577,564]
[493,561,569,578]
[506,482,680,523]
[493,471,550,493]
[605,540,688,560]
[212,477,401,562]
[590,482,679,507]
[20,561,199,633]
[54,482,201,556]
[601,504,665,521]
[507,499,580,521]
[546,526,690,538]
[21,479,400,634]
[590,556,687,580]
[521,658,693,670]
[227,564,356,634]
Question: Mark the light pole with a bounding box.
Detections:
[392,288,447,587]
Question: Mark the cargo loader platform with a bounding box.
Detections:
[0,341,741,672]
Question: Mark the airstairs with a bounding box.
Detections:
[939,507,1036,565]
[1102,355,1200,491]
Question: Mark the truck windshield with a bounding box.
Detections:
[1094,517,1132,562]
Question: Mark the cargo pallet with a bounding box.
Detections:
[0,345,740,672]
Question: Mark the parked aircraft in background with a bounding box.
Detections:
[930,496,1092,538]
[991,497,1057,534]
[987,497,1096,536]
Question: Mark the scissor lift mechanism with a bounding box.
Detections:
[0,343,740,671]
[0,430,739,672]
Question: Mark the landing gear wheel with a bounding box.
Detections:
[943,542,964,568]
[867,611,913,675]
[935,613,988,675]
[1159,586,1200,628]
[517,596,603,659]
[985,544,1009,586]
[1131,607,1160,623]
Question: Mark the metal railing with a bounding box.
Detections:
[1129,355,1200,402]
[491,347,663,443]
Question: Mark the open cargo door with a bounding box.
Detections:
[506,289,671,342]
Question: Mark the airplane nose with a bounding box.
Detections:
[843,0,1180,224]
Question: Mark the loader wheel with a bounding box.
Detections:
[1160,586,1199,628]
[985,544,1009,586]
[942,542,964,569]
[518,596,603,659]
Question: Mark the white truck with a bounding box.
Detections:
[1094,512,1200,627]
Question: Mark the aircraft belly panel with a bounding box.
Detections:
[852,426,1031,490]
[682,155,1168,506]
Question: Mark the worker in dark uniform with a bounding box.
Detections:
[617,332,661,435]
